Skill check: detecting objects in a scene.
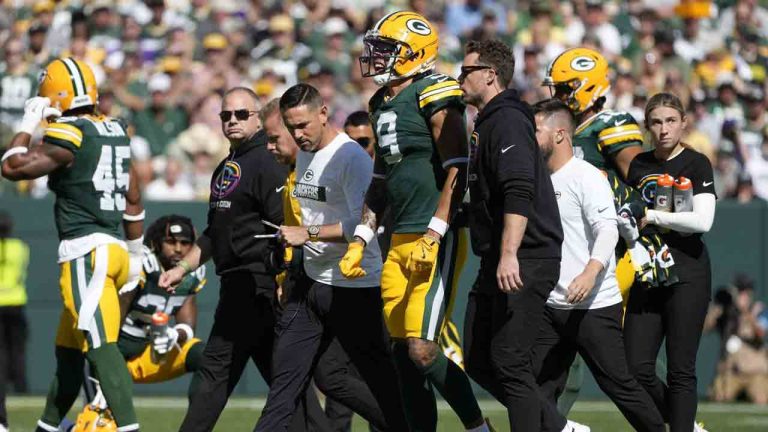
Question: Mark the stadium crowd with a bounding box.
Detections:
[0,0,767,203]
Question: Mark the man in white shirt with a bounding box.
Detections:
[254,84,408,432]
[531,99,665,432]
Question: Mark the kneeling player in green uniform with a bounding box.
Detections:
[118,215,205,384]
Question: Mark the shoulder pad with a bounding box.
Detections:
[55,116,81,124]
[596,110,640,127]
[417,74,462,110]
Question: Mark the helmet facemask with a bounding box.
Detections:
[544,78,583,113]
[360,34,408,86]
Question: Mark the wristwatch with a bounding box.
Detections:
[307,225,320,240]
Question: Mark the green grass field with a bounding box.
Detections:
[6,396,768,431]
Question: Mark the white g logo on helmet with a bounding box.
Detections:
[406,19,431,35]
[570,56,596,72]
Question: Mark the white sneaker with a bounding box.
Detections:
[0,423,7,432]
[694,422,709,432]
[562,419,591,432]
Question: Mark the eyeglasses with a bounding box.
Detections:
[353,137,371,149]
[219,109,256,122]
[458,65,493,82]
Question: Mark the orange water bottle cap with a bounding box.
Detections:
[152,311,169,325]
[674,177,692,190]
[657,174,675,187]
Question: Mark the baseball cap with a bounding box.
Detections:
[148,73,172,93]
[203,33,228,50]
[269,15,294,33]
[166,221,194,242]
[324,17,348,36]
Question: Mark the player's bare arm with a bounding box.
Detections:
[612,145,642,181]
[1,139,73,181]
[430,106,469,239]
[123,165,145,241]
[173,296,198,345]
[159,234,212,291]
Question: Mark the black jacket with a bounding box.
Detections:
[468,89,563,261]
[204,130,288,276]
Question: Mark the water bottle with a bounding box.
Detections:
[654,174,674,212]
[674,176,693,212]
[150,311,169,364]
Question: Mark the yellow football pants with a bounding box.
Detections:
[55,244,128,352]
[381,230,467,341]
[126,338,202,383]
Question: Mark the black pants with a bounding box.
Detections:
[624,268,711,432]
[0,306,27,428]
[464,258,559,432]
[255,275,409,432]
[179,272,328,432]
[533,303,666,432]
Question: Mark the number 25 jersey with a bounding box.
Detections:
[369,72,465,234]
[44,115,131,240]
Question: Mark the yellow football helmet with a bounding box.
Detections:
[359,11,438,85]
[38,57,98,112]
[73,405,117,432]
[542,48,610,114]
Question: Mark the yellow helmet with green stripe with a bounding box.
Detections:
[360,11,439,86]
[543,48,610,115]
[38,57,98,113]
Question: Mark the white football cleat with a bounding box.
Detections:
[562,419,591,432]
[694,422,709,432]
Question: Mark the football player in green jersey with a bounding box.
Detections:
[339,11,491,432]
[118,215,205,385]
[1,58,144,432]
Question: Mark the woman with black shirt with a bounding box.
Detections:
[624,93,716,432]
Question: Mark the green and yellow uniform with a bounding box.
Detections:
[370,72,468,341]
[119,248,205,383]
[49,114,134,352]
[573,110,644,299]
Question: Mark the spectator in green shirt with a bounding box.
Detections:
[132,73,189,157]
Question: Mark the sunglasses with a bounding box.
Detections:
[458,65,493,82]
[354,137,371,149]
[219,109,256,122]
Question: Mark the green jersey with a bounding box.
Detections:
[45,115,132,240]
[369,72,464,233]
[119,247,206,359]
[0,70,37,127]
[573,110,643,176]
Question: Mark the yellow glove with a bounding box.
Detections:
[339,242,366,279]
[406,235,440,273]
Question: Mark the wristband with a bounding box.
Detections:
[353,225,376,246]
[1,147,28,163]
[174,323,194,341]
[428,217,449,237]
[178,259,193,273]
[123,210,146,222]
[126,236,144,255]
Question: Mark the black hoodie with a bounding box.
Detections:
[204,129,288,276]
[468,89,563,261]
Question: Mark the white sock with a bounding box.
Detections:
[466,420,489,432]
